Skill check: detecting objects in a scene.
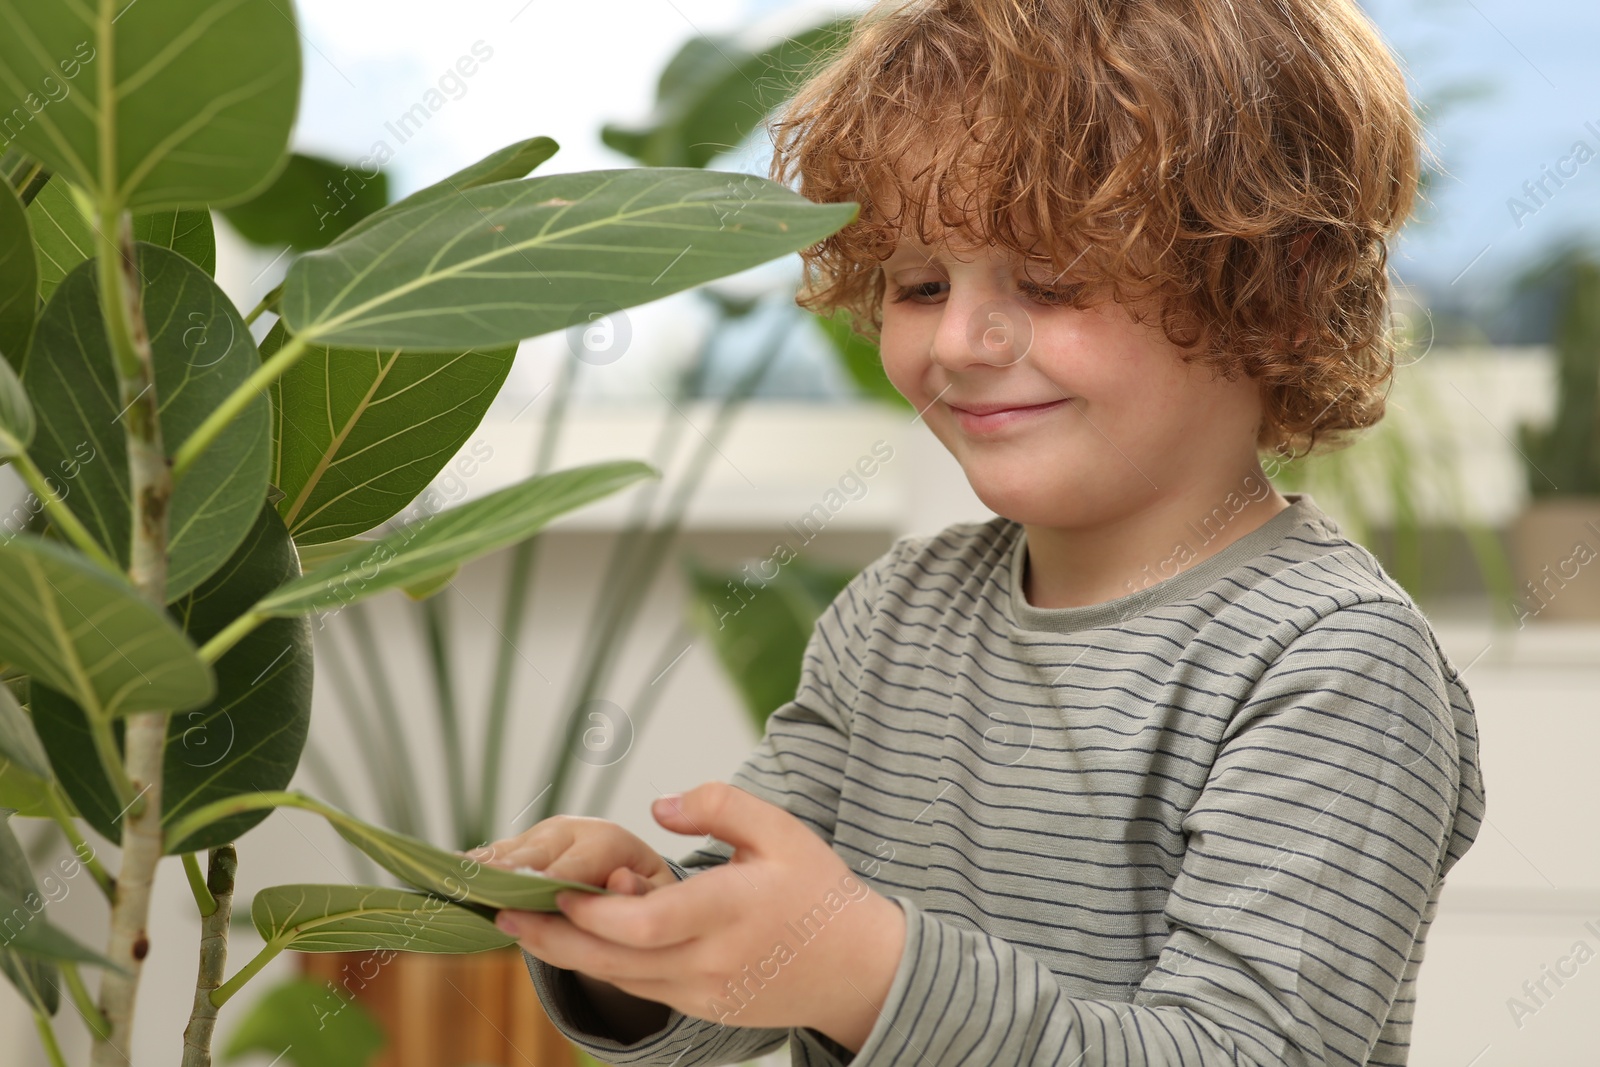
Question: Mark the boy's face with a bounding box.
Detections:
[878,231,1269,528]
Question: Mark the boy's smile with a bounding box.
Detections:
[877,229,1290,609]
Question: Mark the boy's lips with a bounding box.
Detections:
[946,397,1071,433]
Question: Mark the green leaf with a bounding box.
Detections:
[34,503,312,851]
[0,681,49,779]
[252,884,515,953]
[0,885,122,970]
[255,461,657,617]
[27,177,216,304]
[23,244,271,600]
[0,353,34,459]
[316,809,605,912]
[602,19,854,169]
[685,555,858,733]
[221,153,389,252]
[280,168,858,349]
[221,976,385,1067]
[0,0,301,211]
[399,565,457,601]
[263,319,516,545]
[0,535,213,719]
[330,136,560,247]
[813,308,911,410]
[163,503,312,852]
[0,813,58,1013]
[0,174,36,371]
[0,759,53,818]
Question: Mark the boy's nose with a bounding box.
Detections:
[928,293,1036,371]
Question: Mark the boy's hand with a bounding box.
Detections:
[469,815,678,896]
[494,782,906,1054]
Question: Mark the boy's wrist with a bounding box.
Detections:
[815,891,907,1054]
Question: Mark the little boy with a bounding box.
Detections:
[483,1,1486,1064]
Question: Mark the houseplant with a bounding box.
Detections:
[0,5,856,1067]
[1508,243,1600,623]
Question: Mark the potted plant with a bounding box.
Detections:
[0,5,856,1067]
[1508,244,1600,624]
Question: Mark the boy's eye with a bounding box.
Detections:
[890,281,947,303]
[889,280,1079,305]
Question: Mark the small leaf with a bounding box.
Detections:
[0,759,53,818]
[400,565,457,601]
[0,813,58,1013]
[27,177,216,304]
[0,683,49,779]
[23,244,271,600]
[255,461,657,618]
[221,153,390,252]
[0,174,37,371]
[251,884,515,953]
[263,319,516,545]
[332,136,559,245]
[280,168,858,350]
[0,885,123,970]
[221,976,385,1067]
[318,812,605,912]
[0,0,300,211]
[0,535,213,719]
[0,354,34,459]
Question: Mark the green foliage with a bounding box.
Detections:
[221,153,389,252]
[24,244,270,600]
[0,813,60,1013]
[813,307,912,410]
[684,555,859,734]
[26,177,216,305]
[250,885,514,953]
[1514,247,1600,497]
[222,977,385,1067]
[0,177,36,370]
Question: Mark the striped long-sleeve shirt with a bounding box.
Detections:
[524,491,1487,1067]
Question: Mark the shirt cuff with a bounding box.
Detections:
[840,894,933,1067]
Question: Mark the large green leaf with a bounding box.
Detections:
[23,244,271,600]
[316,811,605,912]
[163,503,311,851]
[263,320,516,545]
[221,153,389,252]
[602,20,855,169]
[684,555,858,733]
[35,503,312,851]
[255,461,657,617]
[280,168,858,349]
[0,175,36,370]
[0,353,34,459]
[251,884,515,953]
[221,977,384,1067]
[0,535,213,719]
[0,0,300,211]
[27,176,216,305]
[0,813,59,1013]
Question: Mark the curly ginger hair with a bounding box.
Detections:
[766,0,1430,458]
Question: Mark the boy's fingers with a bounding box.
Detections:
[651,782,797,857]
[556,868,735,950]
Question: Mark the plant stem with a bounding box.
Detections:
[182,851,217,916]
[43,781,114,899]
[163,790,315,854]
[242,282,283,327]
[61,962,112,1039]
[1,444,119,571]
[316,627,413,836]
[90,201,173,1067]
[348,602,423,837]
[197,609,265,664]
[170,331,308,483]
[181,846,237,1067]
[209,934,288,1009]
[87,714,137,810]
[33,1010,68,1067]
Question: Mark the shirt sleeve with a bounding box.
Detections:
[522,539,912,1066]
[841,598,1478,1067]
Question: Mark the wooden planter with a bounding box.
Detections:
[298,947,579,1067]
[1509,496,1600,623]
